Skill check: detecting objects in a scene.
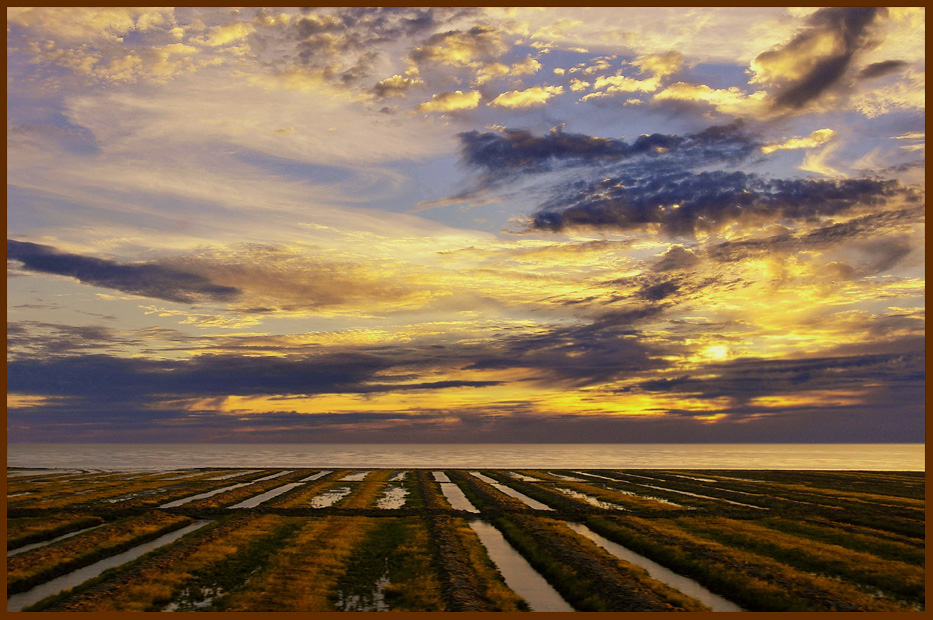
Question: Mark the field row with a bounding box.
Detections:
[7,468,924,612]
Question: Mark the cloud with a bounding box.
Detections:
[652,82,768,116]
[750,7,887,109]
[488,85,564,108]
[458,123,760,187]
[417,89,482,112]
[371,74,424,98]
[7,239,241,303]
[531,172,915,237]
[410,24,508,68]
[857,60,909,80]
[761,128,836,154]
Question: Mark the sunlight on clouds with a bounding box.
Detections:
[653,82,768,115]
[489,85,564,108]
[417,90,482,113]
[761,128,837,154]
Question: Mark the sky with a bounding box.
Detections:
[6,7,926,444]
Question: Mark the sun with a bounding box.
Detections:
[703,345,730,361]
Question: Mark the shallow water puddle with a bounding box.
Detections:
[227,483,305,509]
[376,485,409,509]
[507,472,540,482]
[207,470,261,481]
[546,471,585,482]
[341,471,371,482]
[469,472,554,511]
[432,471,451,482]
[388,471,408,482]
[438,483,480,512]
[564,523,743,612]
[309,486,352,508]
[635,483,766,510]
[552,486,626,510]
[468,521,574,612]
[7,524,107,558]
[7,520,212,612]
[336,568,391,612]
[161,586,225,612]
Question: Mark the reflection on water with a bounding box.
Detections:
[432,471,451,482]
[438,483,480,513]
[389,471,407,482]
[468,521,574,612]
[310,486,352,508]
[376,485,408,509]
[469,472,554,511]
[6,444,925,471]
[299,470,331,482]
[565,523,742,612]
[341,471,371,482]
[552,487,626,511]
[227,483,305,509]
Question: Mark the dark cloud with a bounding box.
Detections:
[625,343,925,405]
[858,60,909,80]
[753,7,887,109]
[253,7,479,88]
[652,245,699,272]
[708,208,923,263]
[7,240,240,303]
[459,122,759,187]
[530,171,912,237]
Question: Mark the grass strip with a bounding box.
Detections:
[338,470,395,509]
[333,516,446,611]
[585,515,912,611]
[213,516,378,611]
[7,514,104,550]
[428,514,528,611]
[675,515,924,604]
[446,470,531,512]
[492,514,709,611]
[761,516,924,564]
[177,470,312,510]
[266,470,350,508]
[7,512,192,595]
[29,514,298,612]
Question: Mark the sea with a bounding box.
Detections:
[5,443,925,471]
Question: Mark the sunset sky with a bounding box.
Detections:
[7,7,925,443]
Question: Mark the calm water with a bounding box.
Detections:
[5,443,924,471]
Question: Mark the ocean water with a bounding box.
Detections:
[5,443,924,471]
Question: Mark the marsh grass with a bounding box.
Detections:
[333,516,445,611]
[676,515,925,603]
[180,470,312,510]
[586,515,914,611]
[7,512,192,595]
[7,515,104,550]
[213,516,377,611]
[492,514,709,611]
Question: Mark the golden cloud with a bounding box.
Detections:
[417,90,482,112]
[489,85,564,108]
[761,128,837,154]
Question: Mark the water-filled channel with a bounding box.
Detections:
[468,521,574,612]
[469,472,554,511]
[227,483,305,508]
[564,523,743,612]
[438,483,480,512]
[7,520,212,612]
[7,525,106,558]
